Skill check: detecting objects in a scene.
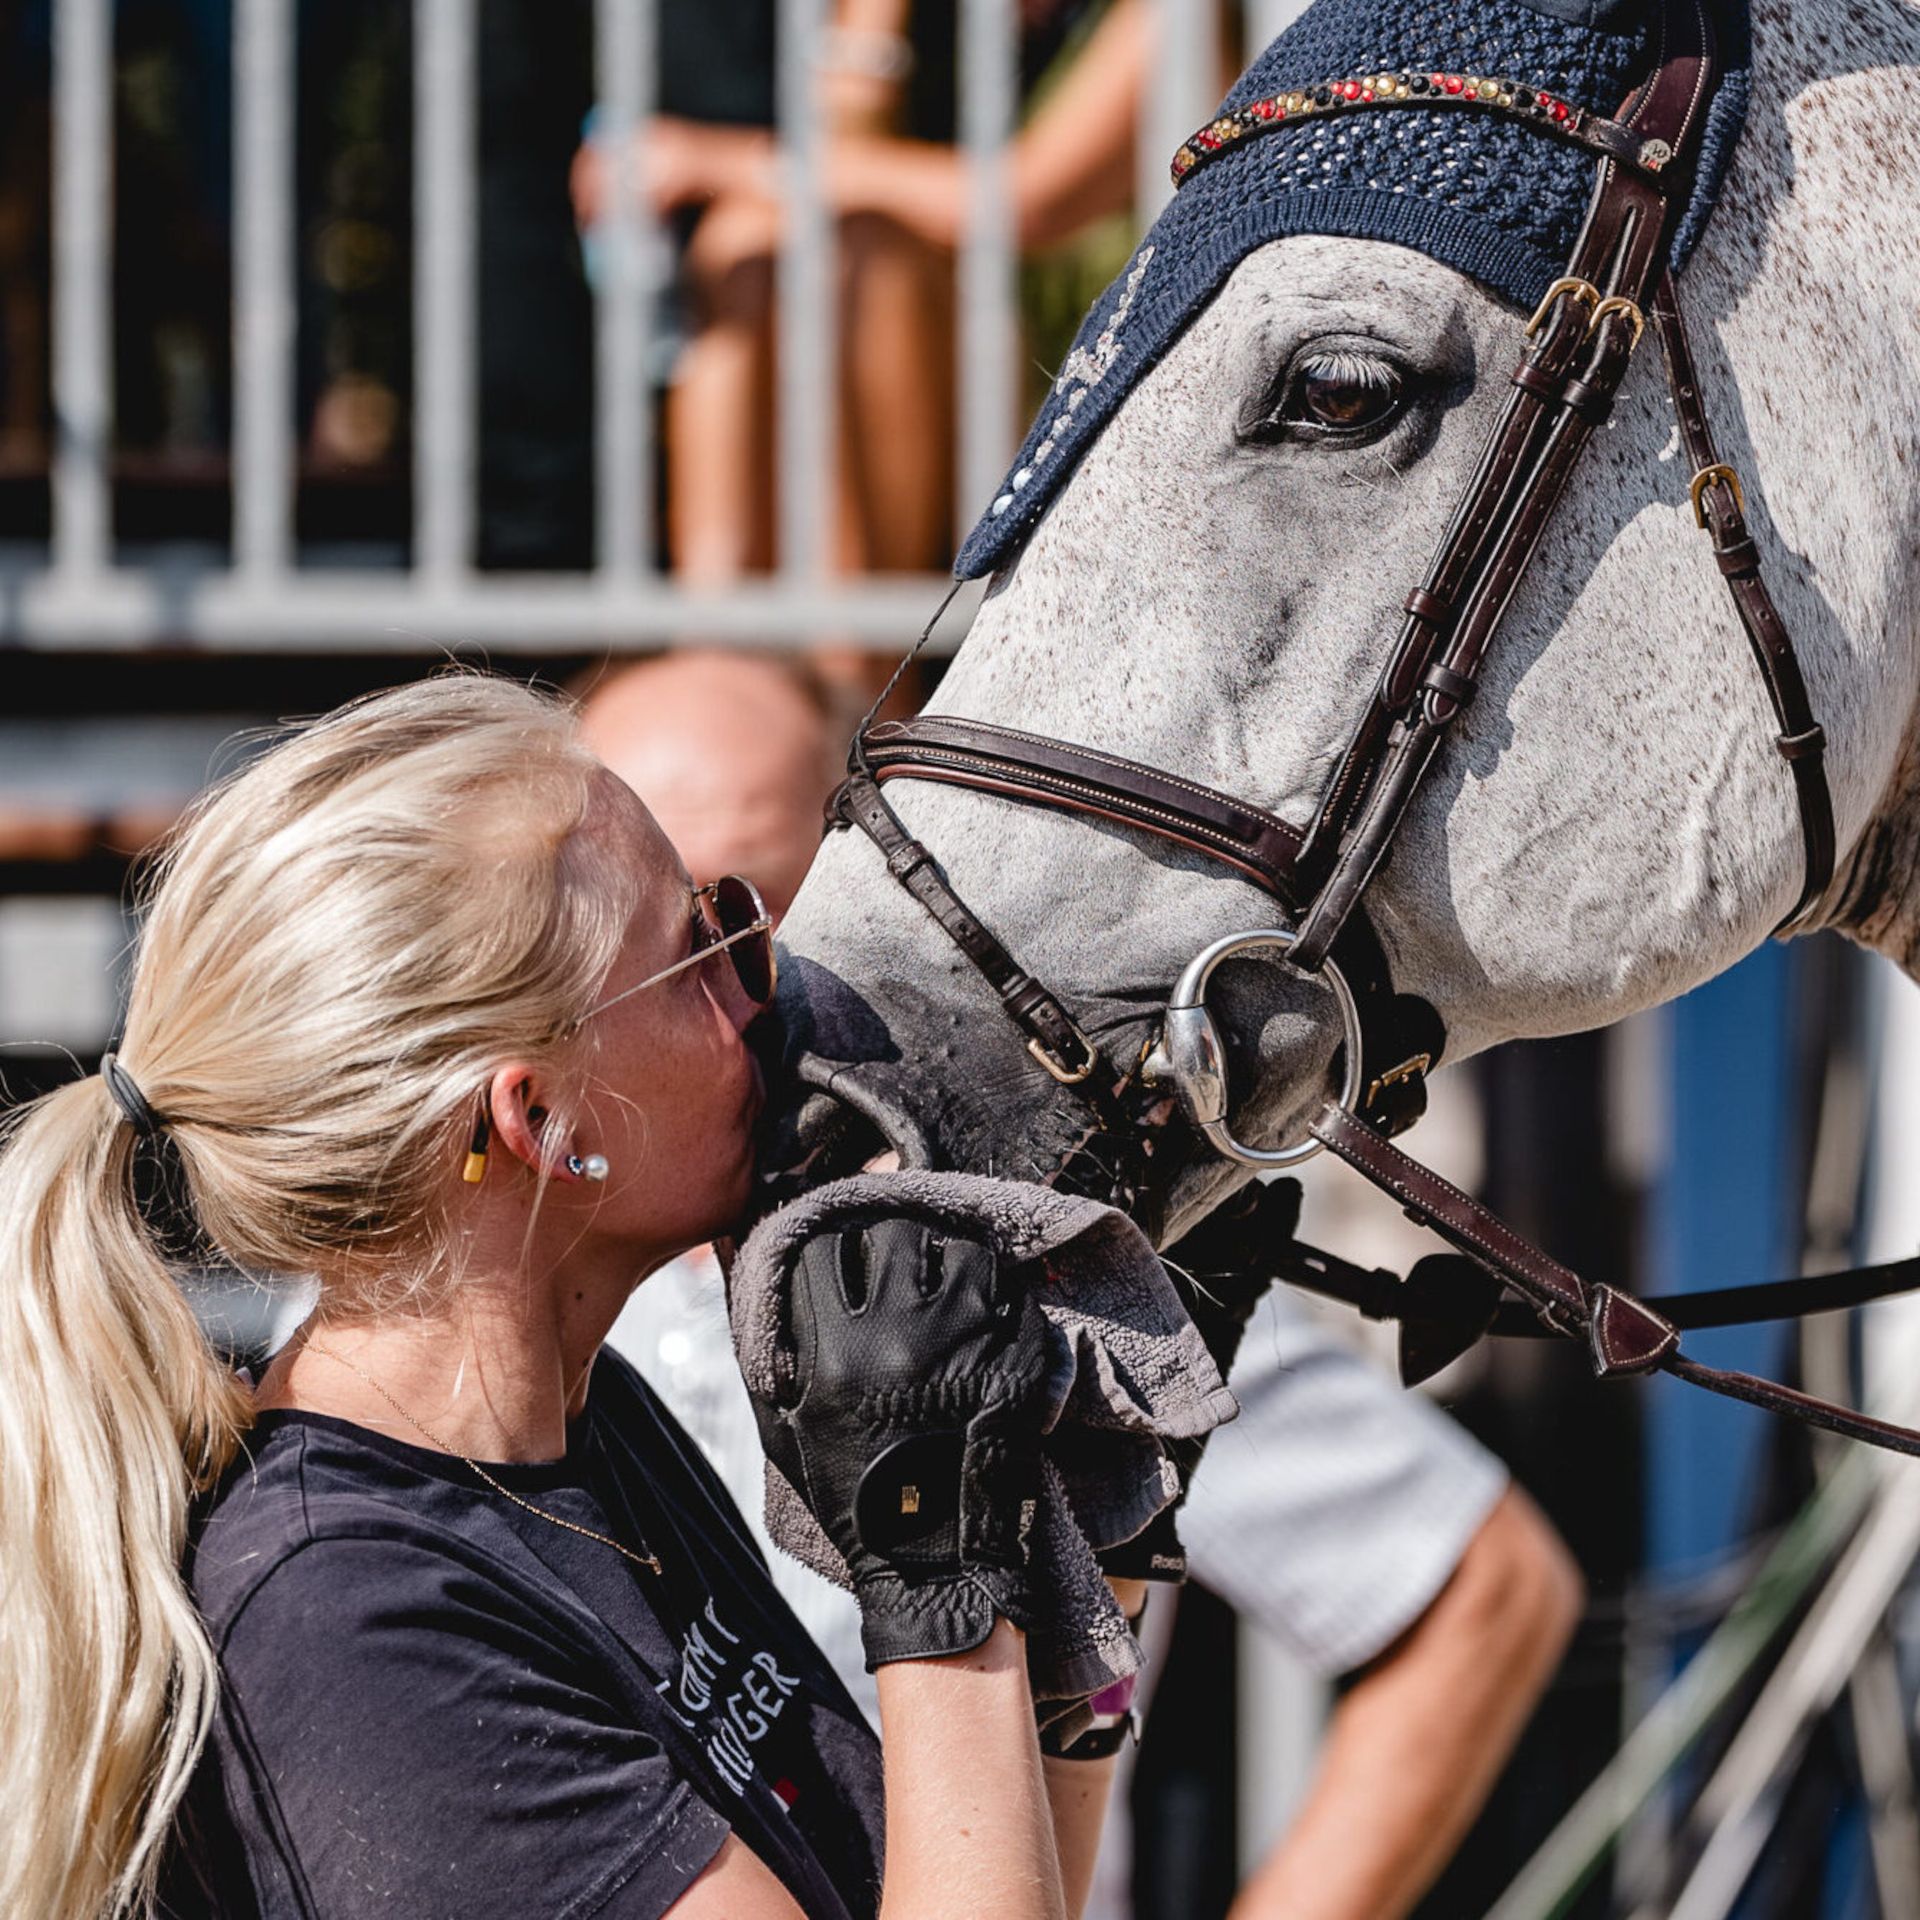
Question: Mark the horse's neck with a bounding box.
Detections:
[1725,1,1920,968]
[1834,721,1920,971]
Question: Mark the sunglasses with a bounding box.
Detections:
[584,874,777,1021]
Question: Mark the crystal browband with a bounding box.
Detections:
[1171,71,1676,189]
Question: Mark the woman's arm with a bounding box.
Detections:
[877,1621,1066,1920]
[1044,1751,1122,1919]
[823,0,1146,253]
[580,0,1146,253]
[668,1624,1071,1920]
[1227,1489,1581,1920]
[1041,1573,1143,1917]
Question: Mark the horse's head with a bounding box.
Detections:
[760,0,1918,1239]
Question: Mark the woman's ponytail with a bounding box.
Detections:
[0,671,636,1915]
[0,1076,251,1920]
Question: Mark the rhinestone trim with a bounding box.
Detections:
[1171,71,1587,188]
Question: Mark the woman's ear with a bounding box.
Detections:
[485,1062,568,1178]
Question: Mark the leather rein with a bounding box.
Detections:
[827,1,1920,1458]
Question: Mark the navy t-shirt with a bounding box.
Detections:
[163,1352,884,1920]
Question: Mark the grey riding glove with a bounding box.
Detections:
[745,1213,1054,1669]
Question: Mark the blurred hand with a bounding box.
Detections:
[570,119,778,228]
[570,120,970,257]
[826,137,966,250]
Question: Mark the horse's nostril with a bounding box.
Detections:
[757,1088,896,1208]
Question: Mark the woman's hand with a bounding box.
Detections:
[571,117,970,254]
[825,137,967,249]
[571,119,779,228]
[746,1214,1053,1668]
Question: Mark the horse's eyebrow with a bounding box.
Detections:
[1239,249,1468,324]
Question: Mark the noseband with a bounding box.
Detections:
[828,7,1920,1456]
[836,710,1446,1153]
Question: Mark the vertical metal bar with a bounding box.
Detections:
[777,0,833,579]
[415,0,478,585]
[593,0,654,584]
[1136,0,1219,229]
[51,0,112,583]
[1245,0,1312,63]
[957,0,1017,537]
[234,0,297,581]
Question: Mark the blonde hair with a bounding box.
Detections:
[0,674,639,1920]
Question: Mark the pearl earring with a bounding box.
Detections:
[566,1153,610,1182]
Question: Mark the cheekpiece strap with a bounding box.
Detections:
[101,1052,165,1135]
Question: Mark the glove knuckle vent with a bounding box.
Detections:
[917,1233,946,1301]
[837,1231,870,1313]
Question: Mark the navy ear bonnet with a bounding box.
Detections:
[954,0,1750,579]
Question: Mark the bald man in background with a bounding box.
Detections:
[578,648,843,921]
[585,647,1579,1920]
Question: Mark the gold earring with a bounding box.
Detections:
[462,1104,492,1184]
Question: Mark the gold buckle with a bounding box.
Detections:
[1588,295,1644,349]
[1689,462,1745,527]
[1029,1030,1099,1086]
[1365,1052,1433,1111]
[1525,277,1599,338]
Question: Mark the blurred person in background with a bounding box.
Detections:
[580,650,847,924]
[0,673,1138,1920]
[571,0,1141,595]
[301,1,599,568]
[585,648,1584,1920]
[0,0,50,470]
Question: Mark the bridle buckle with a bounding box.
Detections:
[1027,1029,1099,1086]
[1688,461,1745,527]
[1524,275,1599,338]
[1364,1051,1433,1113]
[1588,294,1645,349]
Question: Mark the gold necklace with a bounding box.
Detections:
[306,1339,662,1576]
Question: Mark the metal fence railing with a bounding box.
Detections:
[0,0,1305,654]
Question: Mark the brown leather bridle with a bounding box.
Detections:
[825,3,1920,1457]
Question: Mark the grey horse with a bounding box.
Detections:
[765,0,1920,1245]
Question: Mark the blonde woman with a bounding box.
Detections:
[0,676,1124,1920]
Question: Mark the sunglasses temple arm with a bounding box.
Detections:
[584,918,773,1018]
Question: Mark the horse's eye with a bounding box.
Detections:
[1290,353,1402,432]
[1245,351,1406,444]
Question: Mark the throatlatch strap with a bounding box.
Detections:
[1651,272,1835,930]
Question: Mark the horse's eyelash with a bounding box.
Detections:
[1294,350,1401,391]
